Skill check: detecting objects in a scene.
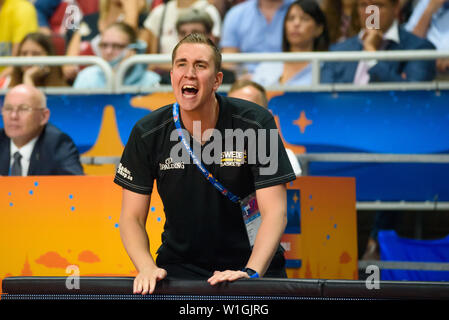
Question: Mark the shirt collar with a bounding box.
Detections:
[359,20,400,44]
[10,136,39,162]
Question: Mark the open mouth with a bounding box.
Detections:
[182,85,199,96]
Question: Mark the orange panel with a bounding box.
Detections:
[0,176,357,296]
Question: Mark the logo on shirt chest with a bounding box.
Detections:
[159,157,185,171]
[220,150,247,167]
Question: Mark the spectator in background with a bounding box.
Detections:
[321,0,436,84]
[321,0,360,44]
[210,0,243,19]
[251,0,329,86]
[220,0,294,76]
[405,0,449,79]
[0,0,38,76]
[34,0,78,36]
[0,33,68,89]
[398,0,420,24]
[228,79,302,177]
[73,22,160,89]
[172,8,235,84]
[0,84,84,176]
[140,0,222,54]
[63,0,148,83]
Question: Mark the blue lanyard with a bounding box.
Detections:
[172,102,241,204]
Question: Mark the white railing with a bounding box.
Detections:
[1,50,449,94]
[115,50,449,92]
[0,56,114,92]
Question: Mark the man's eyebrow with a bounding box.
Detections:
[195,59,209,65]
[174,58,210,65]
[174,58,188,64]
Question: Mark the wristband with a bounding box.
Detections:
[242,267,259,278]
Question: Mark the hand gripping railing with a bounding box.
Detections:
[115,50,449,92]
[0,56,114,92]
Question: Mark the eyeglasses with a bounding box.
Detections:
[1,105,45,115]
[98,42,128,51]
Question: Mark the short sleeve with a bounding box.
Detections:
[143,4,164,36]
[114,124,155,195]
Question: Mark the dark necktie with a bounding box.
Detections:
[11,151,23,176]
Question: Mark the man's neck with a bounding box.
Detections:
[258,0,283,22]
[180,95,219,144]
[259,0,283,10]
[12,135,38,150]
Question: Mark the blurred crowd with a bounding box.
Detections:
[0,0,448,90]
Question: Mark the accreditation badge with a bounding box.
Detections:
[240,192,262,247]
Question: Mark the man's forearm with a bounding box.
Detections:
[245,210,287,276]
[120,217,157,272]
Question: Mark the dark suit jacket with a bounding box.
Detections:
[321,27,436,83]
[0,123,84,176]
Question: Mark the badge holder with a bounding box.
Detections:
[240,193,262,247]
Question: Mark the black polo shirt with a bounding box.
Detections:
[114,94,296,274]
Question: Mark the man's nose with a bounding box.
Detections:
[184,65,196,78]
[9,109,21,118]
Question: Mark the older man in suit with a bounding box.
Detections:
[0,84,83,176]
[321,0,436,83]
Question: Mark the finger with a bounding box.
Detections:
[141,278,150,295]
[134,277,142,294]
[207,272,221,284]
[149,278,156,294]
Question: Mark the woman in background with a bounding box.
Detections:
[251,0,329,86]
[0,32,67,89]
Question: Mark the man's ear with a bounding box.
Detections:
[40,108,50,126]
[214,71,224,91]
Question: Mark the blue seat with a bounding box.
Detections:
[379,230,449,281]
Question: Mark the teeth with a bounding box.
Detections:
[182,85,197,90]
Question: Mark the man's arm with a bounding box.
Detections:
[208,184,287,284]
[120,188,167,294]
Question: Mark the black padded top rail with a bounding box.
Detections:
[2,277,449,300]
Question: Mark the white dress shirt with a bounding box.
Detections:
[10,137,38,176]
